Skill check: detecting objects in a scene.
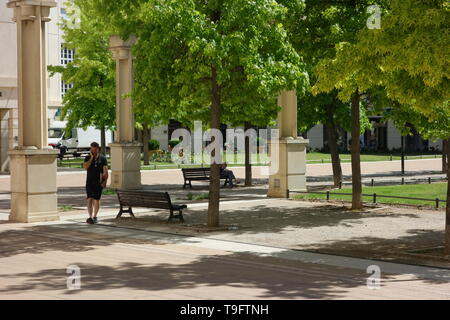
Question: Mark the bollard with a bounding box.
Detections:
[436,198,440,209]
[428,177,431,184]
[326,191,330,201]
[373,193,377,204]
[401,177,405,185]
[371,179,374,187]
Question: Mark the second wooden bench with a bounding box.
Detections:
[116,190,187,222]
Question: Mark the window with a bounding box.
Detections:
[60,45,74,65]
[60,44,75,98]
[61,80,73,98]
[48,128,64,139]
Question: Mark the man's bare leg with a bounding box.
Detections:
[93,200,100,218]
[87,198,93,218]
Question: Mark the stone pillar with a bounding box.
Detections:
[267,90,309,198]
[7,0,59,222]
[109,35,141,189]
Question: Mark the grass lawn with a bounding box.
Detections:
[57,151,442,169]
[306,152,441,163]
[293,183,448,208]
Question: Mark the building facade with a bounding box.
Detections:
[306,120,443,153]
[0,0,69,171]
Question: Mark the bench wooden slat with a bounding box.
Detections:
[116,190,186,222]
[181,167,230,188]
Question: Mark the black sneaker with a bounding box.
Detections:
[86,217,94,224]
[93,217,98,224]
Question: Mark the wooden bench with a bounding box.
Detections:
[181,167,230,188]
[116,190,187,222]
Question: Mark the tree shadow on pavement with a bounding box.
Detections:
[0,251,444,300]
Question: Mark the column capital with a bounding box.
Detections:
[109,35,137,60]
[7,0,56,22]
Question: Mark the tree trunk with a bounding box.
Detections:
[444,137,450,254]
[326,104,343,188]
[443,139,448,174]
[100,126,106,156]
[351,91,363,210]
[207,66,221,227]
[244,121,252,187]
[143,124,150,166]
[401,135,405,175]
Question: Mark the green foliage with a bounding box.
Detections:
[168,140,181,149]
[313,0,449,133]
[284,0,377,134]
[356,0,449,115]
[47,0,116,133]
[148,139,160,151]
[91,0,309,130]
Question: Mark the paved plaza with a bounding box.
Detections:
[0,159,449,299]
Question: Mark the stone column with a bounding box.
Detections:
[7,0,59,222]
[267,90,309,198]
[109,35,141,189]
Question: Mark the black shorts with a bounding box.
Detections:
[86,184,103,200]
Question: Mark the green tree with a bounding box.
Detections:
[284,0,376,189]
[314,0,450,249]
[91,0,308,227]
[48,0,116,155]
[310,1,383,209]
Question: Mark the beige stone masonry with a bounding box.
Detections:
[109,35,142,190]
[6,0,59,222]
[267,90,309,198]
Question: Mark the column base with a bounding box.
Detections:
[9,148,59,223]
[109,142,142,190]
[267,137,309,198]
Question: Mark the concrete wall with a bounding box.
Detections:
[387,121,402,150]
[429,139,443,152]
[0,0,18,171]
[47,0,65,110]
[307,124,324,151]
[151,125,169,151]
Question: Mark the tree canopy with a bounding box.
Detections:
[48,0,116,133]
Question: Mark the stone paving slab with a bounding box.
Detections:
[0,219,449,300]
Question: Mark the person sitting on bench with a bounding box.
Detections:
[220,163,239,187]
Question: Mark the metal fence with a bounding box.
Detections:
[294,191,447,209]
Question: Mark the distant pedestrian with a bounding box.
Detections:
[83,142,108,224]
[220,163,240,187]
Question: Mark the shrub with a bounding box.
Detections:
[148,139,160,151]
[169,139,181,149]
[150,150,172,163]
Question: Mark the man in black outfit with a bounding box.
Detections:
[83,142,108,224]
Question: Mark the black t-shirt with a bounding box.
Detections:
[84,154,108,186]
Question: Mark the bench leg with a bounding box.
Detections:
[116,206,135,219]
[179,210,185,223]
[116,206,124,219]
[168,210,184,223]
[223,178,229,187]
